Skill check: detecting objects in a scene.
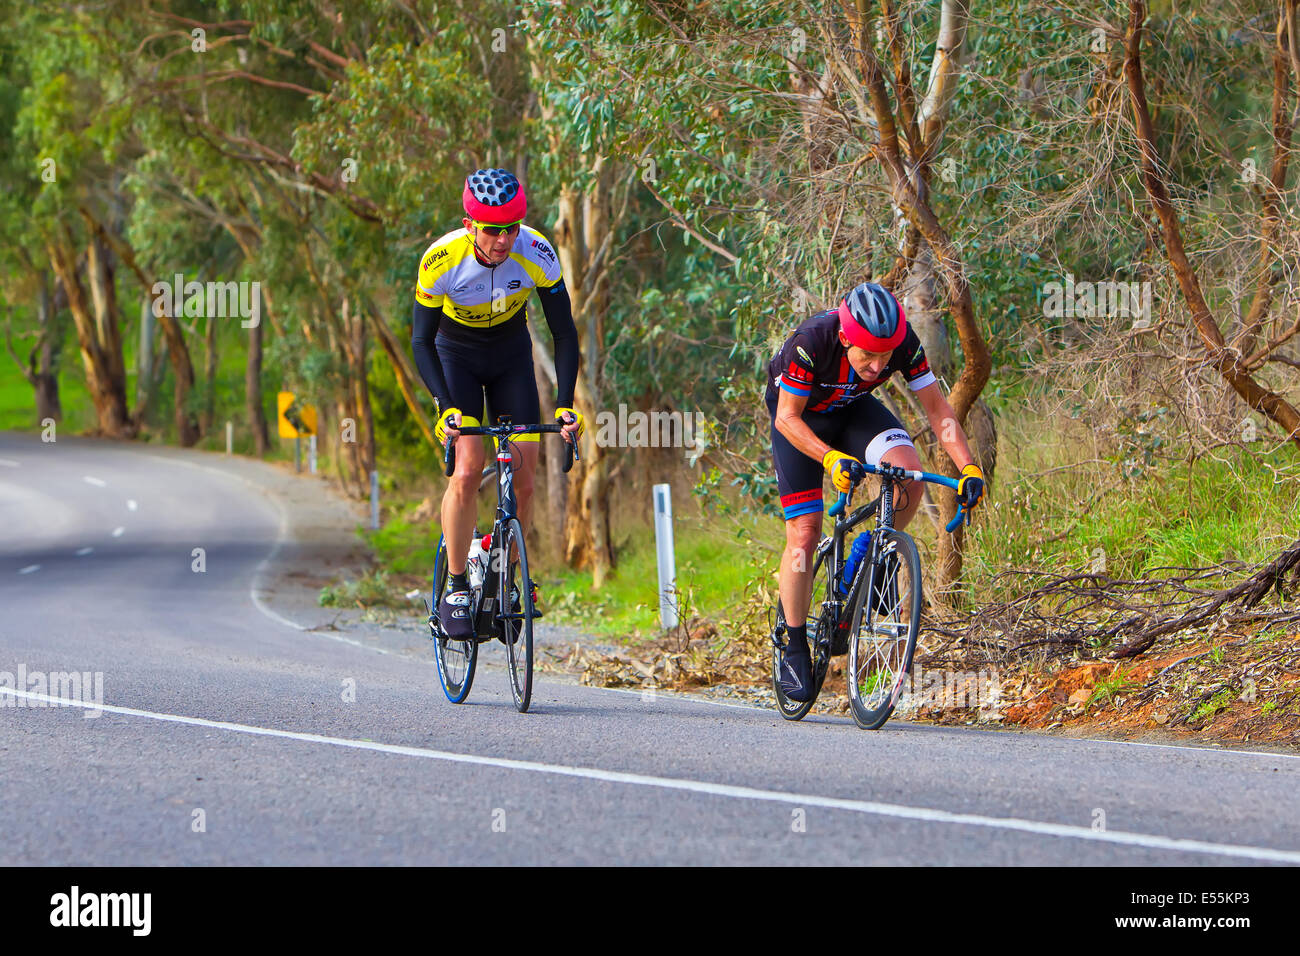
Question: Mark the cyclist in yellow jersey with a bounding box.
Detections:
[411,168,583,639]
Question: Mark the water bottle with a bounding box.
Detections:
[466,532,487,589]
[838,531,872,596]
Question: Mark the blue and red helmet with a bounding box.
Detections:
[462,168,527,225]
[838,282,906,352]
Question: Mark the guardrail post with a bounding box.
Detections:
[370,470,380,529]
[653,483,678,630]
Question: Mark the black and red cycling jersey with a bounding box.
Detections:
[764,309,936,413]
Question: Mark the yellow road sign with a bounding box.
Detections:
[277,391,317,438]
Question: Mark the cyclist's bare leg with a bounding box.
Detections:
[441,434,486,576]
[778,512,821,634]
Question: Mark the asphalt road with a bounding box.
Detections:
[2,431,1298,865]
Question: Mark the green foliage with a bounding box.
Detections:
[319,568,403,608]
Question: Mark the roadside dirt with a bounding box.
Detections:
[548,614,1300,750]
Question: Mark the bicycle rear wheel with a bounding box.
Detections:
[431,534,478,704]
[846,529,921,730]
[500,518,534,713]
[772,546,833,721]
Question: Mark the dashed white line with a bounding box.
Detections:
[76,547,93,557]
[83,476,107,487]
[0,458,18,467]
[127,499,138,511]
[3,685,1299,865]
[111,527,125,538]
[17,565,40,575]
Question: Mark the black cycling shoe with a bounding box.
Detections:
[779,637,815,703]
[438,589,474,641]
[509,582,543,619]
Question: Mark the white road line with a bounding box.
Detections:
[0,458,18,467]
[83,476,107,487]
[17,565,40,575]
[1069,735,1300,763]
[111,527,125,537]
[75,548,93,557]
[2,686,1297,865]
[127,499,137,511]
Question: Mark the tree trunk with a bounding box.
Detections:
[200,311,218,436]
[534,341,567,560]
[246,316,269,456]
[1124,0,1300,446]
[33,276,63,423]
[46,230,133,438]
[550,164,616,588]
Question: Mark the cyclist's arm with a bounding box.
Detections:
[410,300,454,413]
[773,388,834,463]
[537,280,579,408]
[915,381,975,471]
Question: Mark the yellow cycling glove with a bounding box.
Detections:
[822,449,863,494]
[435,407,462,445]
[957,463,985,509]
[555,406,585,440]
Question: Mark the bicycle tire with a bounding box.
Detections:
[501,518,534,712]
[771,546,834,720]
[431,534,478,704]
[846,529,921,730]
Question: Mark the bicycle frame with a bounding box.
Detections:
[442,416,577,635]
[823,462,963,610]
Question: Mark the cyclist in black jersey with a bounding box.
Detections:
[410,169,583,640]
[768,282,987,701]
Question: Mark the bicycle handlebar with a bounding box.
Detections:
[442,422,579,477]
[825,460,971,533]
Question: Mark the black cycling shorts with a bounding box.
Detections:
[767,393,914,520]
[437,326,541,442]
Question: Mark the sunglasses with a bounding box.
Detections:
[471,220,522,237]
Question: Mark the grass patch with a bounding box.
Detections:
[1189,686,1236,724]
[318,569,405,608]
[1087,666,1138,711]
[542,519,773,643]
[965,439,1300,602]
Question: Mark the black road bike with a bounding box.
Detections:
[429,417,575,712]
[772,462,968,729]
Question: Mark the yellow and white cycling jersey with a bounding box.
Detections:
[414,225,563,329]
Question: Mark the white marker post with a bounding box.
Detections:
[653,483,678,630]
[370,470,380,530]
[225,420,233,455]
[309,435,317,474]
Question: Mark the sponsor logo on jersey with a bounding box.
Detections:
[428,248,449,263]
[795,345,813,366]
[531,239,556,263]
[507,279,521,290]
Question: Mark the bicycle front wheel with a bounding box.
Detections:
[846,529,921,730]
[500,518,534,713]
[431,534,478,704]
